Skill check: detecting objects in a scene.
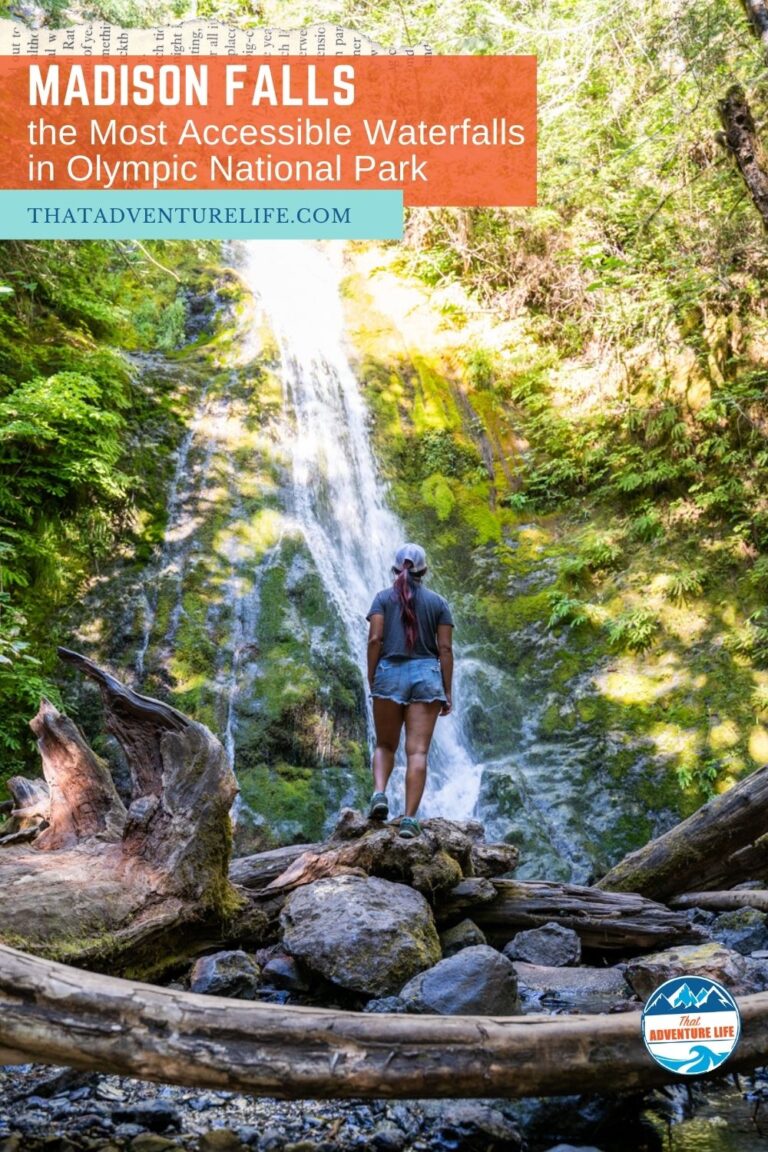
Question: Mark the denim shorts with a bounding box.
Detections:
[371,657,447,706]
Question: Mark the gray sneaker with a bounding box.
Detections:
[368,791,389,820]
[398,816,422,839]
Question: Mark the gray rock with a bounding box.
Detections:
[198,1132,247,1152]
[513,962,633,1013]
[400,945,519,1015]
[440,919,487,957]
[372,1125,407,1151]
[261,954,309,992]
[280,875,440,997]
[364,996,410,1014]
[504,922,581,967]
[711,908,768,955]
[543,1146,606,1152]
[420,1101,521,1146]
[128,1136,183,1152]
[112,1102,181,1132]
[189,951,262,999]
[624,941,759,999]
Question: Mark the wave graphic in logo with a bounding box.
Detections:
[650,1044,728,1074]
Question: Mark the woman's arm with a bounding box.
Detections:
[437,622,454,715]
[367,614,384,689]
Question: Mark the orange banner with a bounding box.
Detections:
[0,56,537,206]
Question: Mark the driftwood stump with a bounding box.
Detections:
[0,649,240,977]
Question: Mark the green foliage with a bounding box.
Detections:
[729,610,768,668]
[665,568,705,603]
[606,608,660,652]
[421,473,456,520]
[547,592,591,631]
[676,756,720,799]
[0,237,222,767]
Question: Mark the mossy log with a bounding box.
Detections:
[1,943,766,1097]
[459,880,705,952]
[596,762,768,902]
[0,649,240,977]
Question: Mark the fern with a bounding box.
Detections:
[606,609,659,652]
[665,568,705,603]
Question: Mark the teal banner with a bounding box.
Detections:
[0,190,403,239]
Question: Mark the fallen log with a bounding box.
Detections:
[231,812,518,903]
[460,880,705,952]
[596,762,768,902]
[670,889,768,913]
[0,943,765,1098]
[0,649,242,978]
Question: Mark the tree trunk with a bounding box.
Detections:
[456,879,704,952]
[718,85,768,229]
[0,649,241,978]
[596,762,768,901]
[741,0,768,60]
[670,889,768,913]
[1,943,766,1098]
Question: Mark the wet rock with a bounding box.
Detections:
[236,1128,261,1148]
[420,1101,521,1149]
[400,945,519,1015]
[439,919,487,957]
[115,1124,147,1140]
[113,1101,182,1132]
[513,962,633,1013]
[280,875,441,996]
[129,1136,184,1152]
[744,956,768,990]
[189,951,262,999]
[363,996,409,1014]
[543,1146,606,1152]
[261,954,310,992]
[711,907,768,955]
[371,1125,407,1151]
[624,941,759,999]
[503,922,581,967]
[198,1131,247,1151]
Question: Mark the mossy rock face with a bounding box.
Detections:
[60,275,369,854]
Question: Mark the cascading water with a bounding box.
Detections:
[122,239,609,879]
[242,240,482,820]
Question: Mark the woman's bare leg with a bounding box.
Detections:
[372,697,405,793]
[403,701,442,817]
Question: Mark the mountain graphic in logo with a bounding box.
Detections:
[645,978,734,1015]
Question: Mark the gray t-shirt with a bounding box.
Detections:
[366,582,454,659]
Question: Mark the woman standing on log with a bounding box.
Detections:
[365,543,454,839]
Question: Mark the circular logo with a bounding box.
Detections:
[641,976,741,1075]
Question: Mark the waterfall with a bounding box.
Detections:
[242,241,483,821]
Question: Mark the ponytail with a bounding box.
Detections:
[393,560,420,651]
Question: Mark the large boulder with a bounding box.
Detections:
[399,945,519,1015]
[503,922,581,967]
[280,874,441,996]
[624,941,759,1000]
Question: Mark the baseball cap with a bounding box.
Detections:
[395,543,427,571]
